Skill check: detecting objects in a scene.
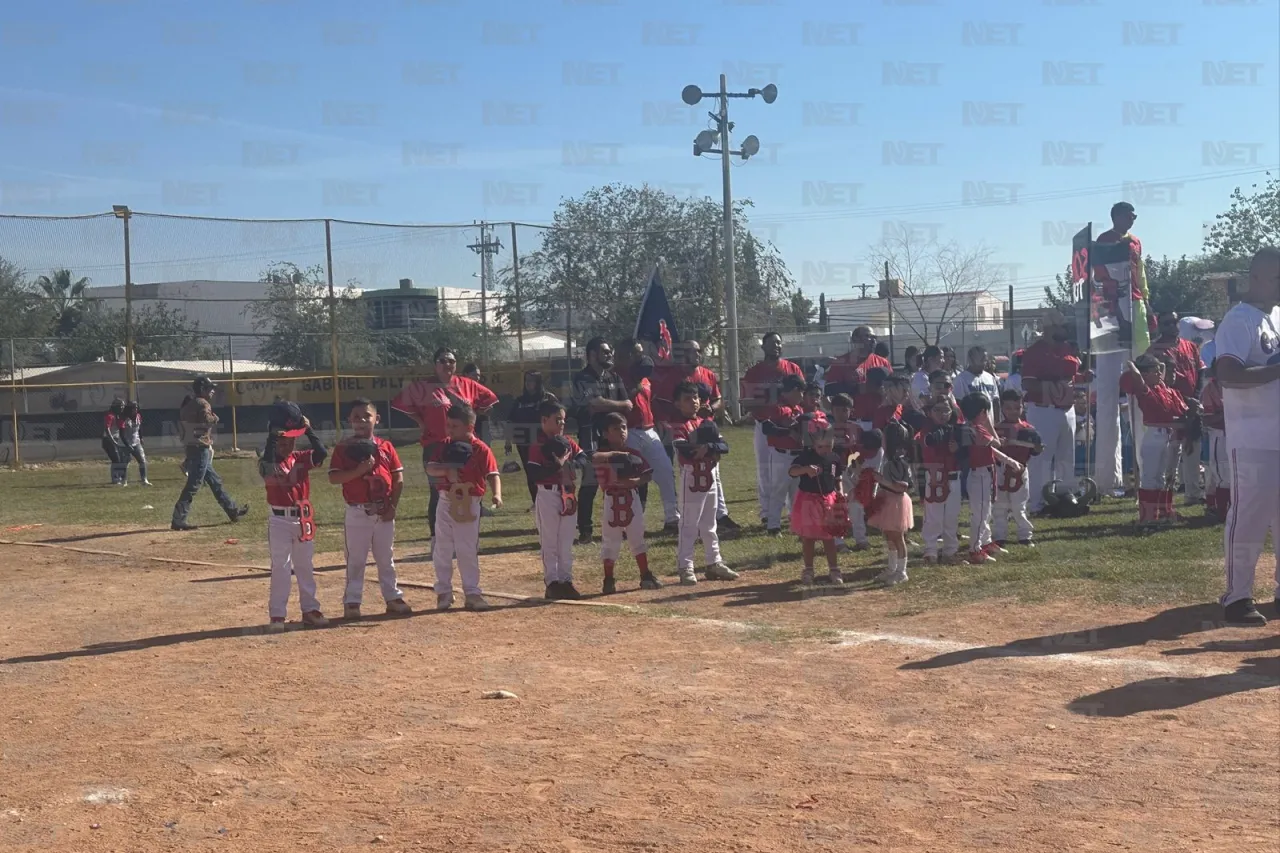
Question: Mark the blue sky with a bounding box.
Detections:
[0,0,1277,308]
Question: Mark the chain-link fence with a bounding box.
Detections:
[0,211,1035,464]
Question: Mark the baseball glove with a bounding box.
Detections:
[344,438,379,465]
[540,435,573,471]
[500,460,522,474]
[694,421,729,455]
[924,425,952,447]
[441,440,475,467]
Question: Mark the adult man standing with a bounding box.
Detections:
[911,346,945,405]
[392,348,498,543]
[171,375,249,531]
[616,338,679,532]
[1022,309,1093,513]
[823,326,893,396]
[740,332,805,526]
[1214,247,1280,626]
[653,340,741,533]
[1147,311,1205,504]
[570,337,632,544]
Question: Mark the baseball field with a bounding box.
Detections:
[1,425,1276,852]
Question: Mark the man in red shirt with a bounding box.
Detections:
[823,326,894,394]
[392,347,498,545]
[329,398,410,619]
[1022,309,1093,512]
[1147,311,1205,504]
[617,338,679,530]
[740,332,805,525]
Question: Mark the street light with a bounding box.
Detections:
[680,75,776,419]
[112,205,135,399]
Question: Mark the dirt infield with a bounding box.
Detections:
[1,533,1278,852]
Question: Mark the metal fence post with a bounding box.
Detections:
[113,205,137,400]
[510,222,524,371]
[324,219,342,439]
[8,338,19,469]
[228,333,239,451]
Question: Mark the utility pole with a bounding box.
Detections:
[857,282,871,299]
[680,76,777,419]
[112,205,135,399]
[467,222,502,365]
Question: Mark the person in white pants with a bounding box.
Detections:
[1201,372,1230,520]
[423,405,501,612]
[260,408,329,630]
[992,391,1041,546]
[594,414,661,594]
[625,425,678,525]
[919,415,962,562]
[1021,310,1092,512]
[526,400,589,600]
[740,332,806,525]
[670,383,739,584]
[328,400,411,618]
[758,375,807,534]
[1212,247,1280,626]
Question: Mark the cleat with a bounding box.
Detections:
[1223,598,1267,626]
[267,618,286,634]
[229,505,250,522]
[1018,539,1035,548]
[385,598,412,616]
[883,569,909,587]
[717,515,741,531]
[704,562,739,581]
[436,593,453,611]
[828,569,845,586]
[301,610,329,628]
[141,480,154,486]
[464,593,492,612]
[639,574,663,590]
[171,521,198,531]
[766,528,783,538]
[662,521,680,535]
[343,603,361,619]
[601,577,617,595]
[969,550,996,565]
[677,567,698,586]
[544,582,564,601]
[561,583,582,601]
[987,543,1009,555]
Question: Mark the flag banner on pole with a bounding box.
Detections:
[634,263,679,361]
[1070,224,1096,354]
[1090,238,1134,356]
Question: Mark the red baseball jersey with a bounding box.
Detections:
[429,436,498,495]
[671,418,719,493]
[741,358,804,411]
[1020,340,1083,407]
[871,403,903,431]
[330,436,403,505]
[263,450,320,506]
[526,431,584,486]
[627,377,655,430]
[916,427,959,473]
[1200,378,1225,430]
[852,391,881,424]
[966,420,998,468]
[825,352,893,388]
[1120,373,1188,428]
[758,404,802,450]
[593,447,652,496]
[653,365,721,425]
[996,418,1037,466]
[1148,337,1201,399]
[392,376,499,446]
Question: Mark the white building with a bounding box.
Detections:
[825,286,1006,348]
[88,280,274,359]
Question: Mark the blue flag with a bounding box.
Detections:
[634,263,679,360]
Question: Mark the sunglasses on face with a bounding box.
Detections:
[437,358,456,364]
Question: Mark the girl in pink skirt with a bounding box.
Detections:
[789,414,850,587]
[867,421,914,586]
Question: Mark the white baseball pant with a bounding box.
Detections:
[432,493,482,597]
[1092,350,1125,493]
[714,467,728,519]
[1138,428,1179,490]
[342,505,403,606]
[626,427,679,524]
[1205,429,1227,497]
[765,449,800,530]
[838,450,881,548]
[535,486,576,584]
[1220,445,1280,607]
[753,422,770,521]
[992,471,1033,543]
[967,465,995,552]
[921,478,962,558]
[1178,440,1204,501]
[600,489,648,562]
[678,465,722,570]
[268,511,319,620]
[1026,404,1076,511]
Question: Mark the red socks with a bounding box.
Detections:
[1137,489,1160,523]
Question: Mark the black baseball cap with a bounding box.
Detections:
[268,399,307,437]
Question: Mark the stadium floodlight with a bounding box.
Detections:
[740,135,760,160]
[681,85,703,106]
[694,130,718,155]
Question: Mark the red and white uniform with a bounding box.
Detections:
[1021,339,1086,511]
[624,376,679,525]
[1214,302,1280,608]
[759,403,803,530]
[595,447,652,564]
[993,419,1037,543]
[428,436,497,598]
[654,365,729,519]
[672,418,723,571]
[392,375,499,447]
[331,436,405,608]
[1120,372,1187,520]
[916,426,961,559]
[742,357,805,523]
[1200,378,1229,517]
[263,449,323,620]
[528,432,585,585]
[965,420,998,554]
[824,352,893,390]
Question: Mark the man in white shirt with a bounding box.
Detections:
[1215,247,1280,626]
[954,346,1001,412]
[911,345,943,404]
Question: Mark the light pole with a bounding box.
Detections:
[112,205,135,400]
[681,76,776,420]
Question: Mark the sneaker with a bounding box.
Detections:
[170,521,198,531]
[884,569,909,587]
[574,534,593,546]
[766,528,782,538]
[544,582,564,601]
[1223,598,1267,626]
[852,541,870,552]
[922,555,938,566]
[560,582,582,601]
[385,598,412,616]
[1111,488,1127,499]
[639,573,663,590]
[987,543,1009,555]
[141,480,153,487]
[718,515,741,532]
[1018,539,1035,548]
[704,562,739,581]
[828,569,845,586]
[436,593,453,611]
[662,521,680,535]
[601,577,617,595]
[968,550,995,565]
[267,618,286,634]
[464,593,492,612]
[800,568,816,587]
[343,603,361,619]
[229,505,250,523]
[678,567,698,586]
[301,610,329,628]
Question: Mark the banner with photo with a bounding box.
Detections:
[1088,233,1133,356]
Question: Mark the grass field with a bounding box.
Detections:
[2,425,1276,852]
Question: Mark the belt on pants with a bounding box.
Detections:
[540,483,565,491]
[347,502,381,514]
[1028,403,1071,411]
[939,472,960,481]
[271,506,300,518]
[773,448,800,455]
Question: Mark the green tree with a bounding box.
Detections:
[250,262,374,370]
[369,307,510,368]
[57,303,218,364]
[36,268,91,336]
[1144,255,1234,321]
[1203,171,1280,260]
[0,257,56,368]
[789,291,815,332]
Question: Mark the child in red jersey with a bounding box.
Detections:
[329,398,410,619]
[424,403,501,611]
[260,401,329,631]
[593,412,659,594]
[788,413,849,586]
[1200,361,1229,521]
[1121,354,1190,525]
[526,400,588,600]
[802,381,824,414]
[759,374,807,535]
[957,392,1026,564]
[672,381,739,585]
[917,397,962,563]
[992,389,1042,548]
